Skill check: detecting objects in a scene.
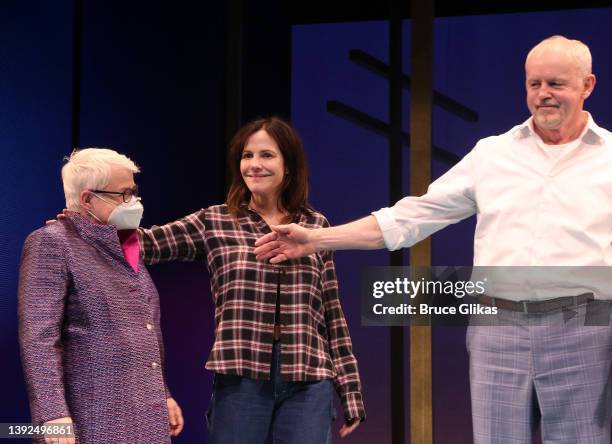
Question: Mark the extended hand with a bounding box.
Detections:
[339,418,360,438]
[167,397,184,437]
[45,209,70,225]
[254,223,316,263]
[43,416,75,444]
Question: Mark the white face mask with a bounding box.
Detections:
[108,196,144,230]
[89,195,144,230]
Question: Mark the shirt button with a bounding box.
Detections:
[151,362,160,369]
[146,323,154,330]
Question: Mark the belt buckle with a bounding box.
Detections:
[522,300,529,314]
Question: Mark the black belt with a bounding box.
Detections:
[479,293,593,314]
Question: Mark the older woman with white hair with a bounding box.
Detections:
[18,148,183,444]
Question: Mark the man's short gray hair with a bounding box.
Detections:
[61,148,140,211]
[526,35,592,78]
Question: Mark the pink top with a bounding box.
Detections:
[118,230,139,273]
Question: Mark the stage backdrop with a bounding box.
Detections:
[1,2,225,443]
[3,3,612,444]
[291,7,612,443]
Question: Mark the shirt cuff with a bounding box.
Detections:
[341,392,366,422]
[372,207,406,251]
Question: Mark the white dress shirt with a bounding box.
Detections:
[373,114,612,300]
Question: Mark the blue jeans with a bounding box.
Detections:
[206,342,335,443]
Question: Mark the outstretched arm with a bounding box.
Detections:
[254,215,384,263]
[255,145,479,263]
[139,210,207,265]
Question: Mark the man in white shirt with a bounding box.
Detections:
[254,35,612,443]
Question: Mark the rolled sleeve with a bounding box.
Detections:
[372,147,477,251]
[371,206,414,251]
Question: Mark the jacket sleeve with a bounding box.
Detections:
[138,209,207,265]
[18,228,71,424]
[153,291,172,399]
[319,246,366,422]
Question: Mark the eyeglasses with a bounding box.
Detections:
[90,185,139,203]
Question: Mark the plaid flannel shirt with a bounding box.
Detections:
[139,204,365,421]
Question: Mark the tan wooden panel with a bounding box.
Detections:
[409,0,434,442]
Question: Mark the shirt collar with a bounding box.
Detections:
[513,112,604,146]
[239,201,309,225]
[66,212,126,259]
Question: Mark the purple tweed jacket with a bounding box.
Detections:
[18,213,171,444]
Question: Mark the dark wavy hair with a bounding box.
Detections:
[226,117,309,221]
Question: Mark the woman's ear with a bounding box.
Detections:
[79,190,92,210]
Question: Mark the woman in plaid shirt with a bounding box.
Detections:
[140,117,365,443]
